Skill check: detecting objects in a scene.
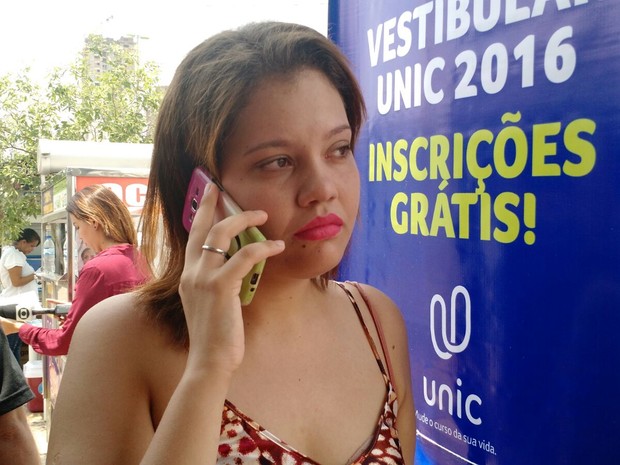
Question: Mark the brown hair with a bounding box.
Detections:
[138,21,366,347]
[67,185,138,246]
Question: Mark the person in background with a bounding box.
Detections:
[80,247,95,265]
[0,326,40,465]
[0,228,41,363]
[1,185,149,356]
[46,22,415,464]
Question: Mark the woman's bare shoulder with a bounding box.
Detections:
[342,281,411,380]
[69,292,168,360]
[76,292,146,331]
[344,282,406,333]
[48,292,178,464]
[345,281,415,461]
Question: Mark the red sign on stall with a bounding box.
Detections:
[75,177,148,213]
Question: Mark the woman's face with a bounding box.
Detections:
[219,69,360,279]
[70,215,99,252]
[17,239,39,255]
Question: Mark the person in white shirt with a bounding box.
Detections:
[0,228,41,362]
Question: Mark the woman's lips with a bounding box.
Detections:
[294,213,344,241]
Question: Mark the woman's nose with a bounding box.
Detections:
[296,162,339,207]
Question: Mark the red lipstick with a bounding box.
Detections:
[294,213,344,241]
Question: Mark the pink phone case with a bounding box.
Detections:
[182,167,267,305]
[183,167,212,233]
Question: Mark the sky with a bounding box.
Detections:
[0,0,329,85]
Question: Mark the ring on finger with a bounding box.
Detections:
[201,244,230,260]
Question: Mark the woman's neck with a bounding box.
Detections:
[95,240,128,254]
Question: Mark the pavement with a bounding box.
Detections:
[27,411,47,465]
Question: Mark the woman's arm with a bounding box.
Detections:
[139,187,284,464]
[7,266,35,288]
[46,295,157,465]
[48,187,284,464]
[19,267,108,355]
[0,407,40,465]
[47,294,239,465]
[0,318,23,335]
[0,326,40,465]
[390,315,416,465]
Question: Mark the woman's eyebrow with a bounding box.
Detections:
[329,124,352,137]
[243,139,289,157]
[243,124,352,156]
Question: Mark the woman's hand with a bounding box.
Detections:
[0,317,23,335]
[179,183,284,375]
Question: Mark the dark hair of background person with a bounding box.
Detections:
[14,229,41,246]
[137,21,367,348]
[0,229,40,259]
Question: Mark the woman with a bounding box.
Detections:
[2,185,148,356]
[0,228,40,361]
[0,228,40,299]
[80,247,95,265]
[47,22,415,464]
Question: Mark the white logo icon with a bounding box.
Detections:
[430,285,471,360]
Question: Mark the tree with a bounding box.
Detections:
[0,71,56,244]
[0,34,163,244]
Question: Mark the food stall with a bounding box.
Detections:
[37,139,152,435]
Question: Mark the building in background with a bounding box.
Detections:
[83,34,138,79]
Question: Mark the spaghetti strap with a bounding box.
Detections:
[345,281,396,389]
[335,282,388,379]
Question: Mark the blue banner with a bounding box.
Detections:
[331,1,620,464]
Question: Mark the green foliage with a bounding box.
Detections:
[0,34,163,244]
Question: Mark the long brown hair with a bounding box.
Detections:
[138,21,366,347]
[67,185,138,246]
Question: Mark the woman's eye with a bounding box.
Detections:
[333,144,353,158]
[261,156,291,170]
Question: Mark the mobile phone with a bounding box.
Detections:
[183,167,266,305]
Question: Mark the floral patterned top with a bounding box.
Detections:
[217,282,404,464]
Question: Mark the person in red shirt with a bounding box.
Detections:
[1,185,148,355]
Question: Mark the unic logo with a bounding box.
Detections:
[430,285,471,360]
[425,285,482,425]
